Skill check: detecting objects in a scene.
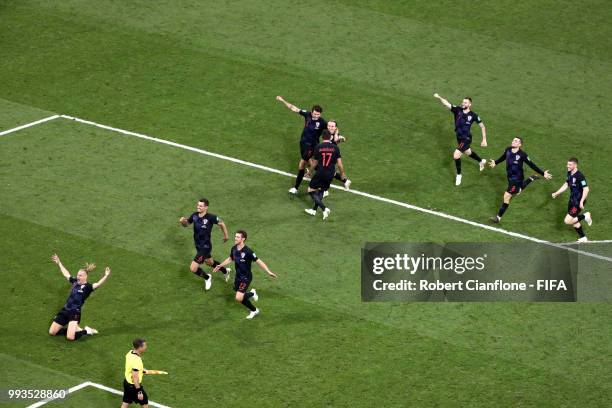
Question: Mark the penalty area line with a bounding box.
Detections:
[0,115,60,136]
[26,381,171,408]
[58,114,612,264]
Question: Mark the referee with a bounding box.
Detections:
[122,338,149,407]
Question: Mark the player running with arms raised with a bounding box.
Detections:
[434,93,487,185]
[179,198,230,290]
[552,157,592,242]
[213,230,277,319]
[276,96,327,194]
[305,130,345,220]
[489,137,552,223]
[48,254,111,341]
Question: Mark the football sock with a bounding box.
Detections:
[522,175,537,189]
[195,268,210,280]
[334,172,347,182]
[576,214,585,222]
[244,291,254,300]
[241,298,256,311]
[75,330,87,340]
[575,225,586,238]
[212,260,227,274]
[310,191,326,210]
[498,203,509,218]
[469,151,482,162]
[56,328,67,336]
[295,169,305,189]
[454,159,462,175]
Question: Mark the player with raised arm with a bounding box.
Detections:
[304,130,345,220]
[433,93,487,185]
[489,137,552,223]
[552,157,592,242]
[179,198,230,291]
[213,230,277,319]
[276,96,327,194]
[48,254,111,341]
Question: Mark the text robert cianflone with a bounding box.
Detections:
[371,253,487,275]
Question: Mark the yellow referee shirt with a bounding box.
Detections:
[124,350,144,384]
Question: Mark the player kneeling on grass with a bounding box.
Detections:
[48,254,111,341]
[213,230,277,319]
[122,338,167,407]
[305,130,345,220]
[551,157,592,242]
[179,198,230,291]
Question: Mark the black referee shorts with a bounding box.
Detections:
[123,380,148,405]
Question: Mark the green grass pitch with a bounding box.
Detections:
[1,1,611,407]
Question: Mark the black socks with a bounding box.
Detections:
[75,330,87,340]
[469,151,482,162]
[195,268,210,280]
[575,225,586,238]
[454,159,462,175]
[241,291,256,311]
[576,214,585,222]
[334,172,347,182]
[309,191,326,210]
[295,169,305,189]
[498,203,509,218]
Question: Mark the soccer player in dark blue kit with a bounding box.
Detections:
[48,254,111,341]
[179,198,230,291]
[276,95,327,194]
[434,93,488,186]
[552,158,592,242]
[488,137,552,223]
[213,230,277,319]
[304,130,345,220]
[321,120,351,198]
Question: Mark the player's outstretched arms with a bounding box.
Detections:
[51,254,71,280]
[218,220,229,243]
[479,123,487,147]
[542,170,553,180]
[433,93,452,109]
[490,152,506,168]
[179,216,189,227]
[276,96,300,113]
[551,182,568,198]
[213,257,232,273]
[93,267,111,290]
[256,259,277,278]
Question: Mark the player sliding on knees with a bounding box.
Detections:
[321,120,351,198]
[213,230,277,319]
[551,157,592,242]
[48,254,111,341]
[304,129,345,220]
[276,96,327,194]
[433,93,487,186]
[489,137,552,223]
[179,198,230,291]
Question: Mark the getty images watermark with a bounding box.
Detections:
[361,243,591,301]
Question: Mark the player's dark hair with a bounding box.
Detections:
[133,338,146,349]
[464,97,472,102]
[322,130,332,140]
[568,157,579,164]
[237,230,248,240]
[198,198,209,206]
[312,105,323,113]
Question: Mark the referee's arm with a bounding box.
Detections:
[132,370,144,401]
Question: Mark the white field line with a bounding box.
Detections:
[559,239,612,245]
[26,381,171,408]
[59,114,612,263]
[0,115,60,136]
